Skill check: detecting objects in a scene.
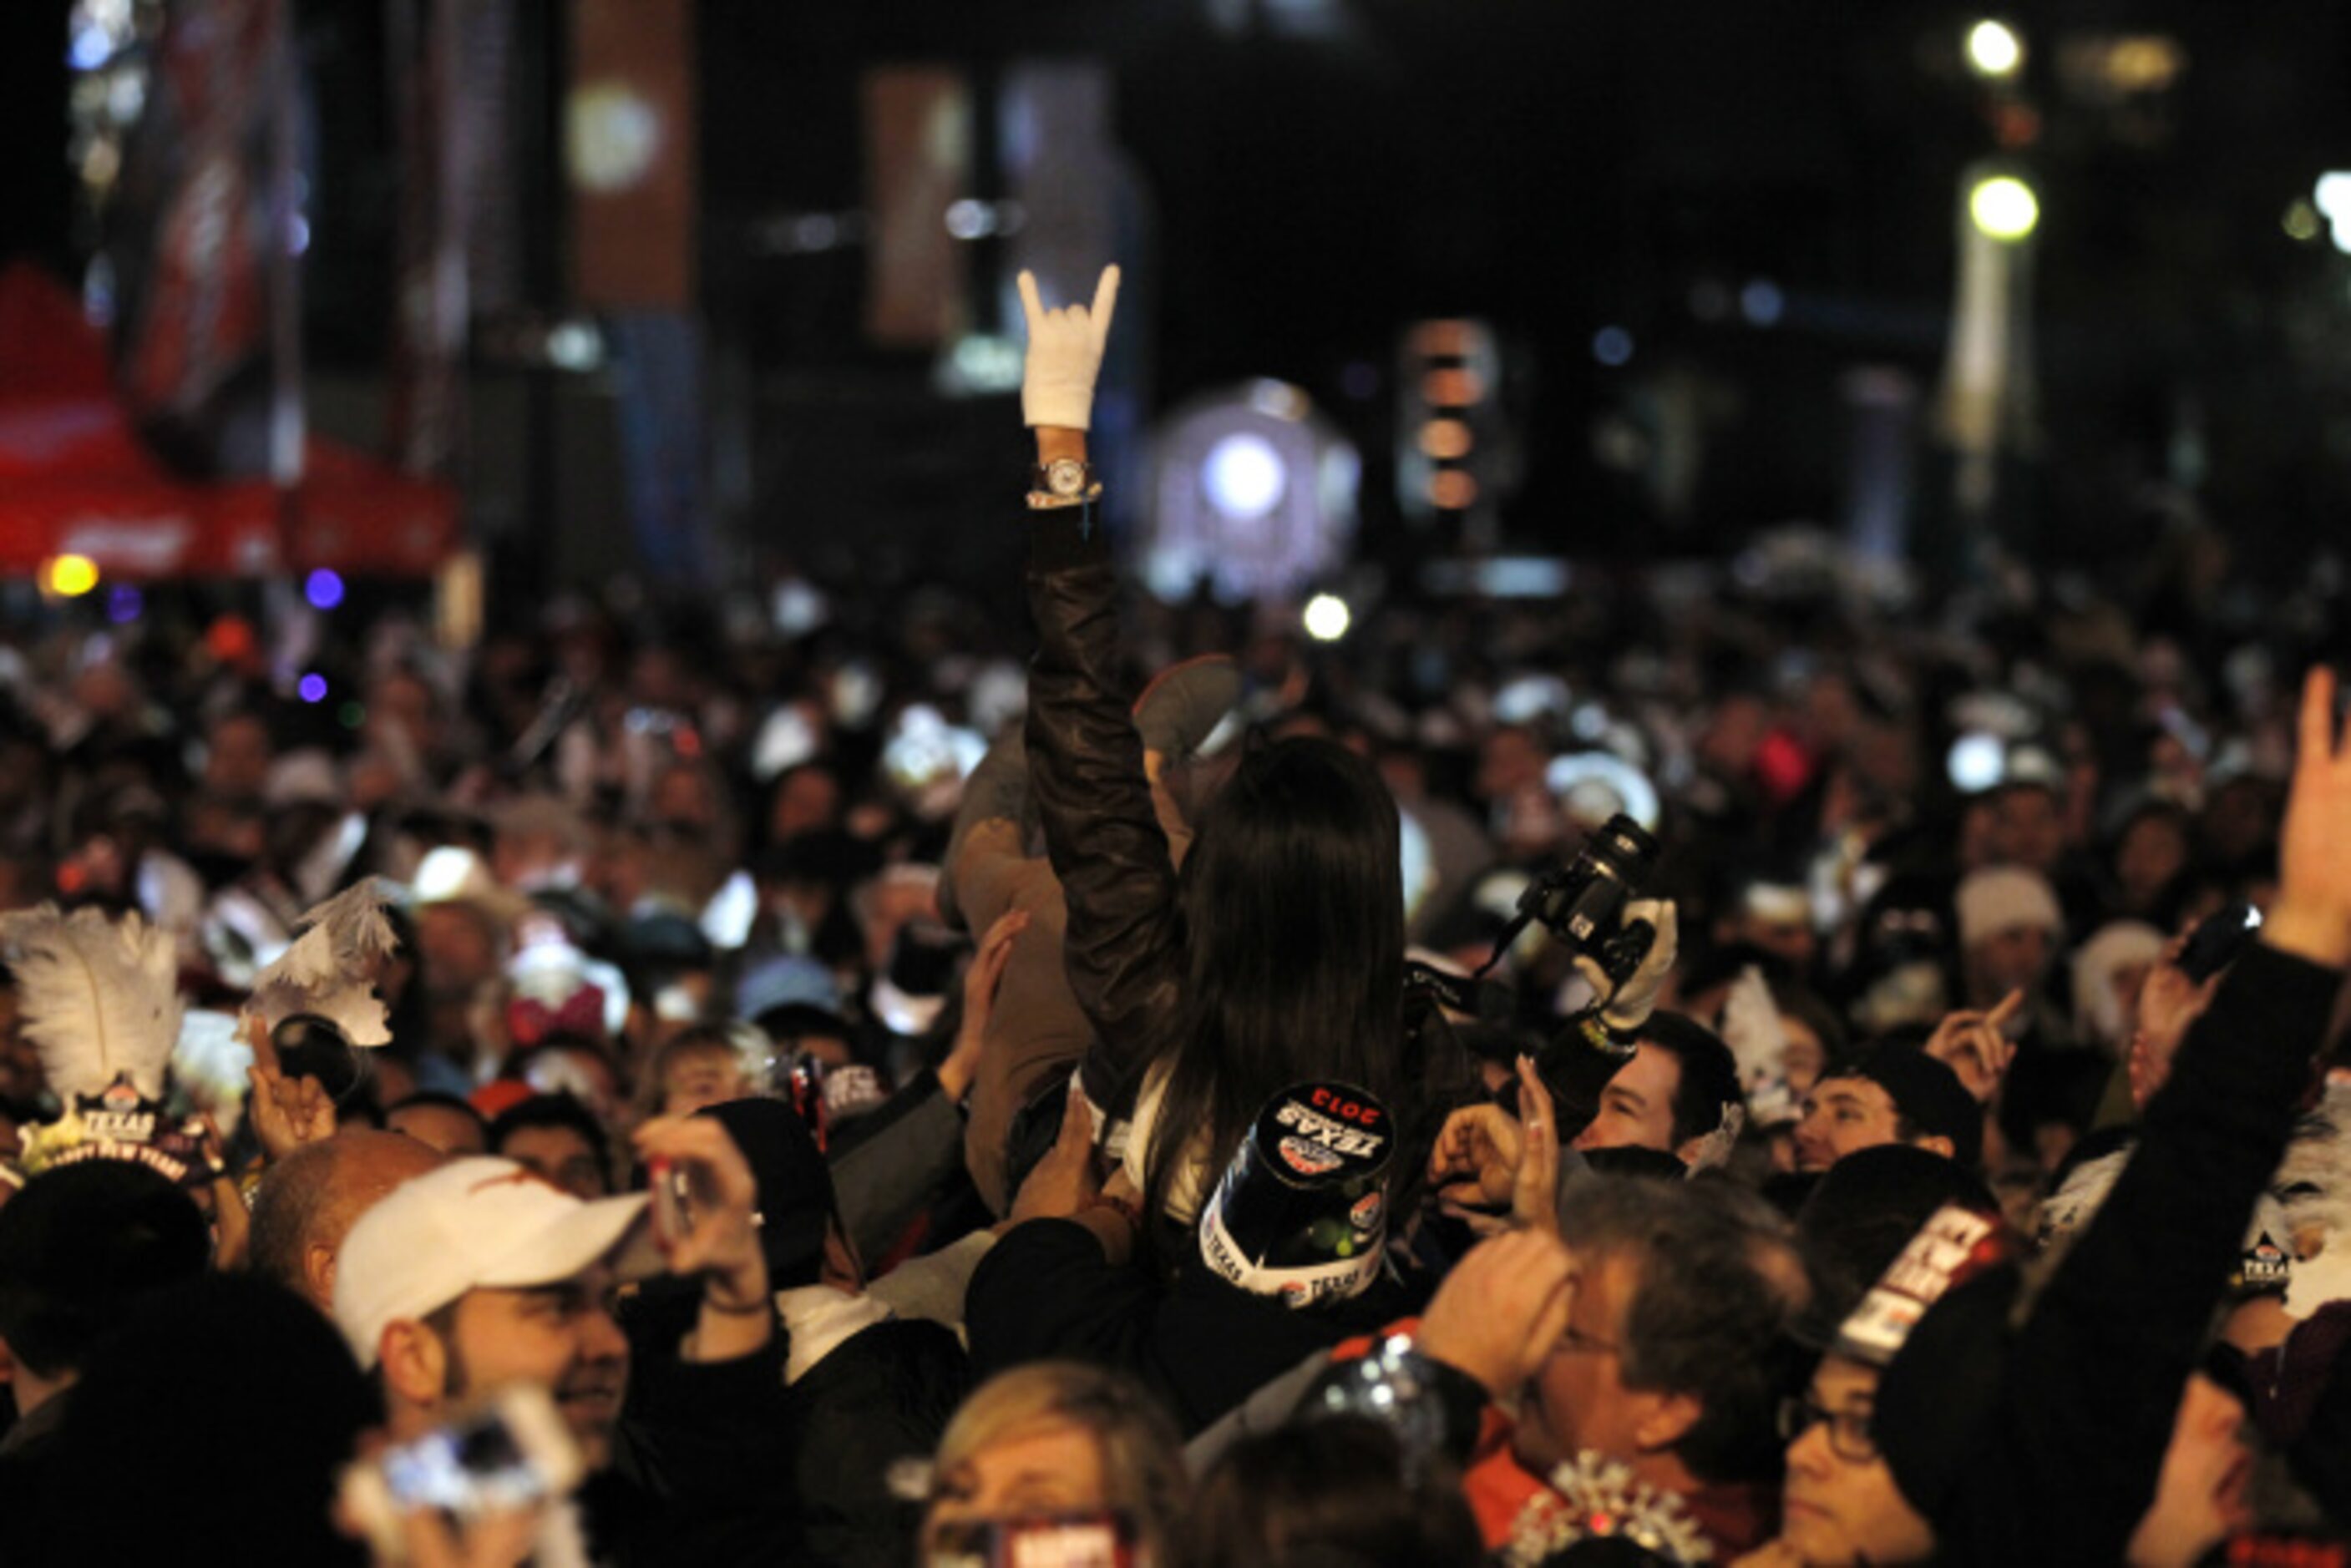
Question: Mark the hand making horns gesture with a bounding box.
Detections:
[1017,266,1122,431]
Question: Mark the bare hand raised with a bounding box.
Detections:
[1925,988,2024,1103]
[2265,667,2351,968]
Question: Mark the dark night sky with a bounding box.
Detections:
[10,0,2351,573]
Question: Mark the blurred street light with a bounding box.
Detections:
[1968,175,2040,241]
[1303,593,1351,642]
[2315,174,2351,254]
[43,554,99,599]
[1967,19,2024,78]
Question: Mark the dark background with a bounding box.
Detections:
[7,0,2351,586]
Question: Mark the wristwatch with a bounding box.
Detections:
[1028,456,1102,509]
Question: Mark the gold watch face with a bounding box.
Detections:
[1046,458,1089,496]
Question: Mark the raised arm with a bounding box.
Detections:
[1016,266,1187,1113]
[1958,668,2351,1563]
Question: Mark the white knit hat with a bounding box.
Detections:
[2070,921,2166,1048]
[1954,867,2064,949]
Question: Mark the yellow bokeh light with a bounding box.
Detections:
[1968,175,2039,240]
[1302,594,1351,642]
[44,554,99,598]
[1966,19,2023,78]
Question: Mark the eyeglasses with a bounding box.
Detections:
[1553,1322,1623,1358]
[1778,1395,1880,1463]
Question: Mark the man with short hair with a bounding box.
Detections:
[489,1091,614,1199]
[1571,1012,1746,1171]
[246,1130,444,1314]
[1793,1048,1983,1173]
[385,1090,489,1156]
[1416,1178,1808,1560]
[332,1115,789,1562]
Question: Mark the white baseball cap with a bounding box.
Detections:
[332,1156,653,1368]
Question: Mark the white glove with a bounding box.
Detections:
[1018,266,1121,430]
[1572,899,1678,1039]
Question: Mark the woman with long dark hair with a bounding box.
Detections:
[1003,266,1457,1242]
[955,269,1472,1433]
[965,268,1683,1434]
[1130,731,1426,1228]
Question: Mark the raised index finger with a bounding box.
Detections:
[1515,1054,1558,1130]
[244,1009,280,1076]
[1060,1080,1095,1149]
[2300,666,2342,771]
[1987,988,2027,1031]
[1016,270,1048,335]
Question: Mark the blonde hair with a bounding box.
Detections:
[931,1363,1188,1562]
[635,1026,748,1119]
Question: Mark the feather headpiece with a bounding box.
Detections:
[0,904,220,1186]
[0,903,184,1101]
[249,878,399,1047]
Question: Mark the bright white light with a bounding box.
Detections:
[1948,732,2006,794]
[413,846,486,903]
[1968,175,2039,240]
[2315,175,2351,254]
[566,83,661,193]
[547,321,602,371]
[68,25,112,71]
[942,333,1023,394]
[1303,593,1351,641]
[1966,20,2023,78]
[944,199,993,240]
[1203,432,1288,519]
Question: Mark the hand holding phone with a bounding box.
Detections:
[649,1156,697,1251]
[340,1386,584,1565]
[631,1115,768,1318]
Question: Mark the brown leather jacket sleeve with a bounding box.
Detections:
[1023,503,1184,1111]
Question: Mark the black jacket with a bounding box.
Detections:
[1908,943,2342,1565]
[1022,505,1181,1115]
[779,1318,970,1568]
[598,1312,796,1566]
[965,1214,1430,1437]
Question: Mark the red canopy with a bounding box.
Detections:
[0,262,459,579]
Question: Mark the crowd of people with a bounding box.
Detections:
[0,261,2346,1567]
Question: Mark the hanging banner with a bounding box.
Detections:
[569,0,697,309]
[864,66,971,347]
[106,0,296,483]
